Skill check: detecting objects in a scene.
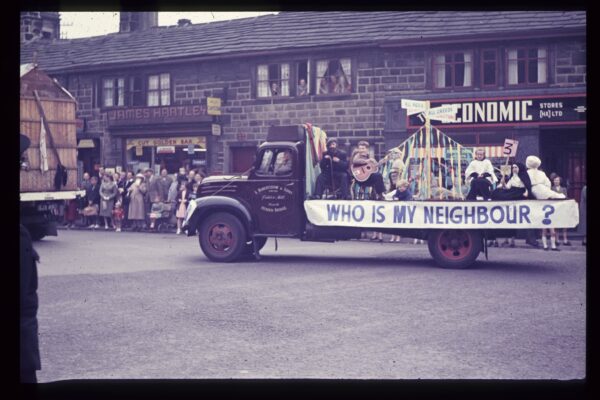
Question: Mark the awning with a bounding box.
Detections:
[77,139,95,148]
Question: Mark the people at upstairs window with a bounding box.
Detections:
[270,82,279,96]
[334,73,351,94]
[297,79,308,96]
[313,138,350,199]
[465,148,497,200]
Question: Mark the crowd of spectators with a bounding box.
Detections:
[64,167,205,234]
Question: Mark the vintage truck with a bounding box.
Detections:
[183,125,579,268]
[20,64,84,240]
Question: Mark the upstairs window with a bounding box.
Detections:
[102,77,125,107]
[296,60,309,96]
[148,73,171,106]
[128,76,144,106]
[316,58,352,95]
[481,49,498,87]
[433,51,473,89]
[257,63,290,98]
[507,47,547,85]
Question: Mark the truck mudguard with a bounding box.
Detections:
[185,196,253,236]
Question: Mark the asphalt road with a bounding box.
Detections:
[32,229,586,381]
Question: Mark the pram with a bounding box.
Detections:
[148,202,177,233]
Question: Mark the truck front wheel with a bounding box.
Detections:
[198,212,247,262]
[427,229,482,269]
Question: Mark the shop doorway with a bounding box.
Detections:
[540,128,586,202]
[231,146,257,173]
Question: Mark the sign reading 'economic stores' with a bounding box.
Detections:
[407,94,586,128]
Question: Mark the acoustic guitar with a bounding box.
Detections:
[351,158,379,182]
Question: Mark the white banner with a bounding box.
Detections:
[426,105,458,121]
[304,199,579,229]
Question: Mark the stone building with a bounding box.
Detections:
[20,11,586,200]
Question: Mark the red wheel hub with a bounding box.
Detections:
[437,230,473,260]
[208,223,234,252]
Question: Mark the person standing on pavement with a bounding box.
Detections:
[85,175,101,228]
[99,174,118,230]
[128,173,147,231]
[551,176,571,246]
[20,134,41,383]
[122,171,135,228]
[579,185,586,246]
[175,181,189,235]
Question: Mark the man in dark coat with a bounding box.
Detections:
[313,138,350,199]
[20,134,41,383]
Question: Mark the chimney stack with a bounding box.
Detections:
[21,12,61,43]
[177,19,192,27]
[119,12,158,33]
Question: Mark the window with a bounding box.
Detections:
[316,58,352,95]
[257,63,290,98]
[481,49,498,87]
[507,47,547,85]
[255,149,293,176]
[129,76,144,106]
[102,77,125,107]
[147,73,171,106]
[433,51,473,89]
[296,60,309,96]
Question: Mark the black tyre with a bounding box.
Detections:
[198,212,247,262]
[27,225,46,241]
[427,229,483,269]
[243,237,268,256]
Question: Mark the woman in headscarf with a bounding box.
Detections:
[127,173,147,231]
[99,174,118,230]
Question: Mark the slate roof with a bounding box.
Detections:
[20,11,586,73]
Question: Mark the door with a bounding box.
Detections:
[231,146,257,173]
[249,146,303,236]
[567,150,586,203]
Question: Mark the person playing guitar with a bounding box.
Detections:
[350,140,385,200]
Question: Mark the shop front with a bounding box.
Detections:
[106,104,215,175]
[124,136,208,175]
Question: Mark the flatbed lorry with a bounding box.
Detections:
[183,125,579,268]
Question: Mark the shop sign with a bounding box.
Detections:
[107,105,209,126]
[212,123,221,136]
[207,97,222,116]
[156,146,176,154]
[126,136,207,150]
[407,94,586,128]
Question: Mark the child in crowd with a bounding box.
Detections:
[389,179,412,242]
[112,201,124,232]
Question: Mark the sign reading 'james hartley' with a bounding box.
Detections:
[407,94,586,128]
[107,105,209,126]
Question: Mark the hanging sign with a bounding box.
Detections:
[304,199,579,229]
[212,123,222,136]
[135,146,143,156]
[187,144,195,155]
[401,99,428,115]
[157,146,176,154]
[207,97,222,116]
[503,139,519,157]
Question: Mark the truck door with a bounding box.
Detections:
[249,146,303,236]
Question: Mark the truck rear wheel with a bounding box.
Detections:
[427,229,482,269]
[198,212,247,262]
